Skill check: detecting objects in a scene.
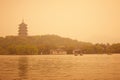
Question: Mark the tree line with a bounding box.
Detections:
[0,35,120,55]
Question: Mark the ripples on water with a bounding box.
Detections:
[0,54,120,80]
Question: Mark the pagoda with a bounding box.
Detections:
[18,20,28,36]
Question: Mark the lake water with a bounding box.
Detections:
[0,54,120,80]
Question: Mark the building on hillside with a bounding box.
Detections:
[50,49,67,55]
[18,20,28,37]
[73,49,83,56]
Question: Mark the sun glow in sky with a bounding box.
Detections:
[0,0,120,43]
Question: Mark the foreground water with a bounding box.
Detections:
[0,54,120,80]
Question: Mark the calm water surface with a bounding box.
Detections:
[0,54,120,80]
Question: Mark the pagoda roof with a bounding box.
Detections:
[19,20,27,27]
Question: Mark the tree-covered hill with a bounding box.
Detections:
[0,35,120,55]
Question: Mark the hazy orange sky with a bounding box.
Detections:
[0,0,120,43]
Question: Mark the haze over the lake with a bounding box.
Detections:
[0,0,120,43]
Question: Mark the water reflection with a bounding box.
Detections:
[0,55,119,80]
[18,56,29,80]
